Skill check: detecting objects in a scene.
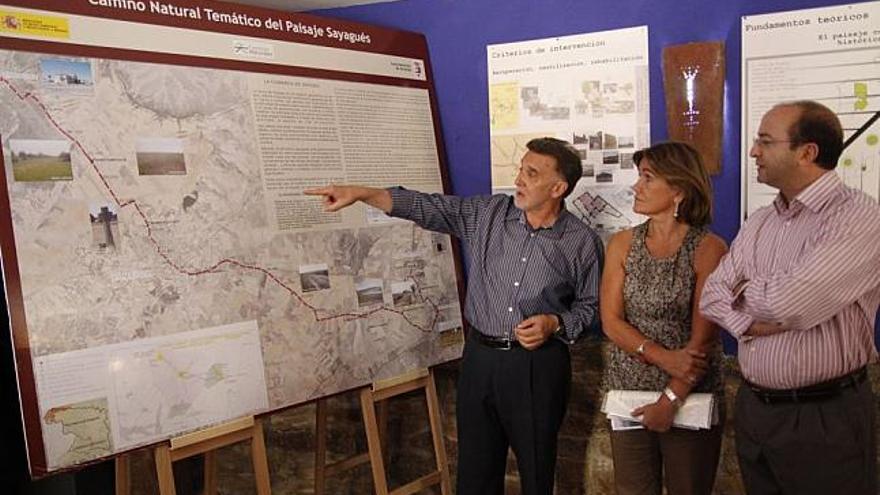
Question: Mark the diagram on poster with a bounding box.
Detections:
[487,26,650,241]
[741,1,880,218]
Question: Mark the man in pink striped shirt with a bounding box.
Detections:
[700,100,879,494]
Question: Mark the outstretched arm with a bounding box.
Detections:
[304,185,392,213]
[307,184,493,241]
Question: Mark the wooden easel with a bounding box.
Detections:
[314,368,451,495]
[314,394,389,494]
[116,416,271,495]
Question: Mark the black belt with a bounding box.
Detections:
[747,367,868,404]
[473,332,520,350]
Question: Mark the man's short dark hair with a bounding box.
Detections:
[778,100,843,170]
[525,137,582,198]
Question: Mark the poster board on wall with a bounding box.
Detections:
[741,0,880,220]
[0,0,464,476]
[487,26,650,242]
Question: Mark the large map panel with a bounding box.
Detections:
[0,2,463,474]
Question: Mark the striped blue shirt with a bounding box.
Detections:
[389,188,603,342]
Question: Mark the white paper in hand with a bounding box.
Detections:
[601,390,715,430]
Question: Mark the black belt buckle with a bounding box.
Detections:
[840,367,867,389]
[475,332,519,350]
[749,385,776,404]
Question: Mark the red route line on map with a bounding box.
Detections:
[1,77,441,333]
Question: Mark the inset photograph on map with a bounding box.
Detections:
[136,138,187,176]
[40,58,93,88]
[621,152,635,169]
[435,305,464,346]
[618,136,635,148]
[299,263,330,293]
[391,280,416,307]
[437,318,463,334]
[355,278,385,307]
[89,203,120,249]
[9,139,73,182]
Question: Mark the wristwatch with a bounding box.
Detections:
[663,387,683,409]
[552,314,566,339]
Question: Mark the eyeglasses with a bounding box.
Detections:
[752,137,795,148]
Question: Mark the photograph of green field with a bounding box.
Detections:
[136,138,187,176]
[9,139,73,182]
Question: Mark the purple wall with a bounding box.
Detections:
[314,0,879,350]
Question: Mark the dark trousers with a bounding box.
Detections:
[735,379,877,495]
[455,333,571,495]
[609,420,724,495]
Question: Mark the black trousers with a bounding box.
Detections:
[455,333,571,495]
[735,378,877,495]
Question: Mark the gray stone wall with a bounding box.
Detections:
[128,338,879,494]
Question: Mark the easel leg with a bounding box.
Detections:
[426,370,452,494]
[361,387,390,495]
[314,398,328,495]
[203,452,217,495]
[115,454,130,495]
[155,444,177,495]
[377,399,390,465]
[358,370,452,495]
[150,416,271,495]
[252,419,272,495]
